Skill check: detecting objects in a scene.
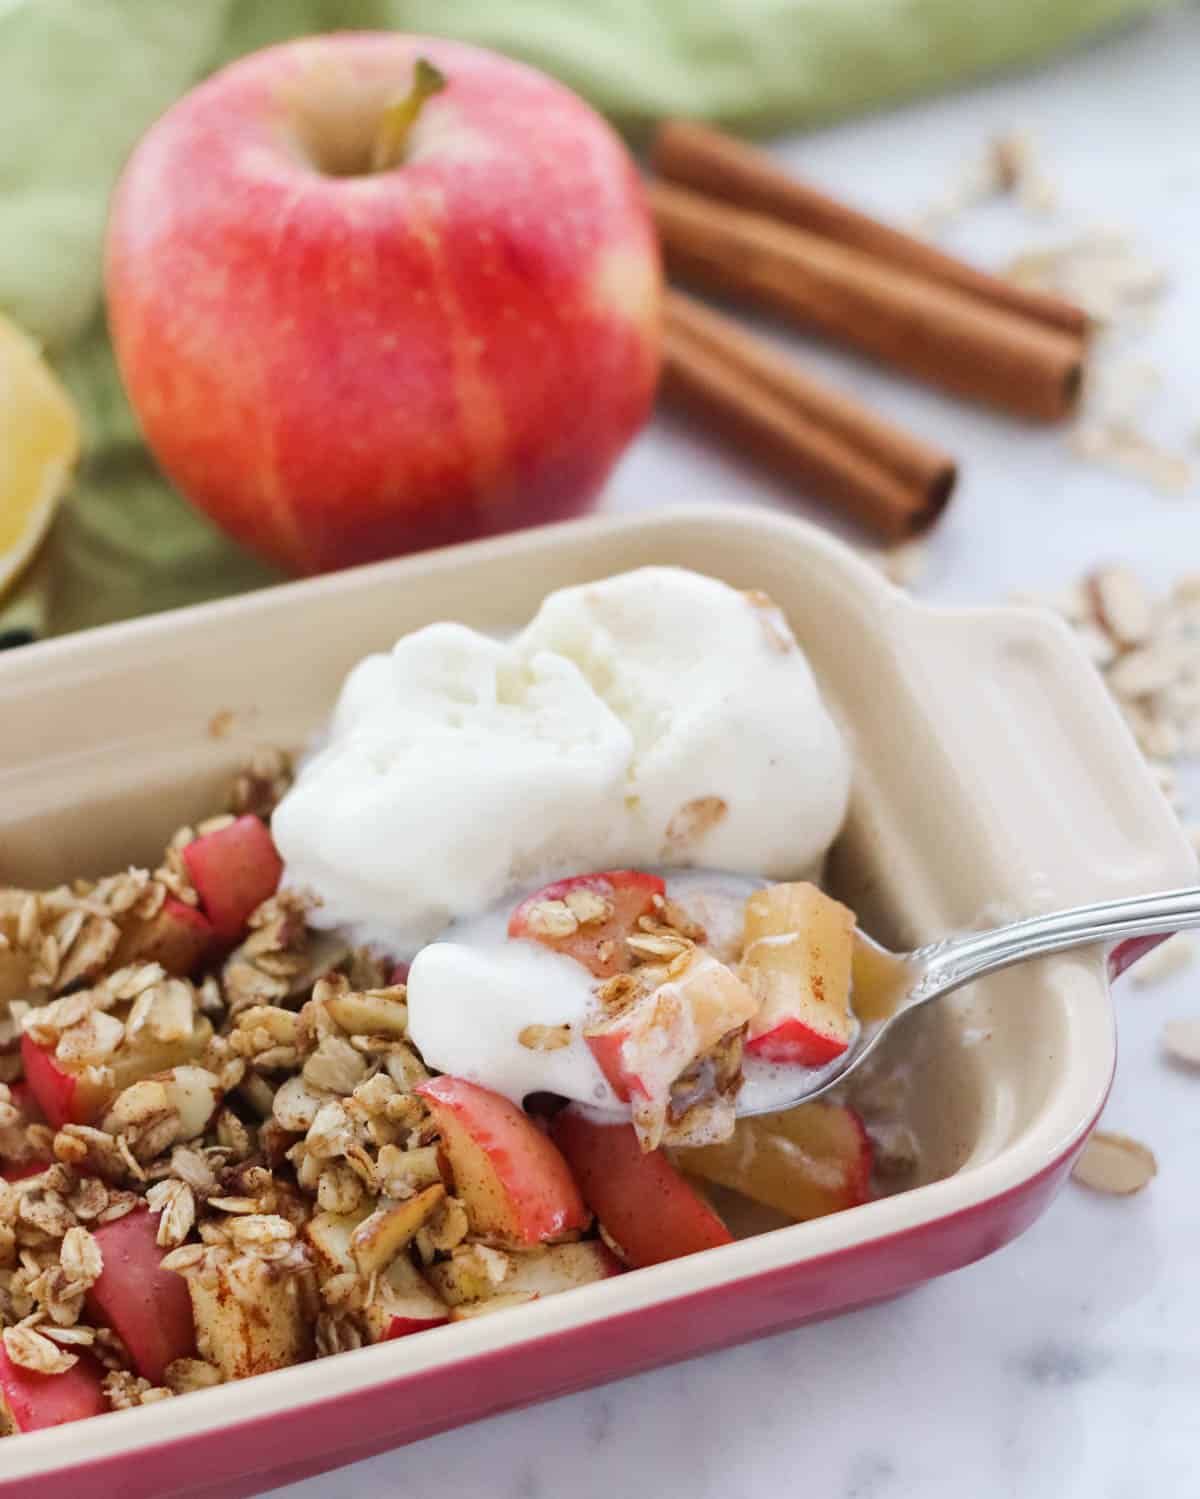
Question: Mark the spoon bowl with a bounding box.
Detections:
[736,885,1200,1116]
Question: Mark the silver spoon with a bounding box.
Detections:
[740,885,1200,1116]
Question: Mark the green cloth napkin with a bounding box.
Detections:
[0,0,1164,642]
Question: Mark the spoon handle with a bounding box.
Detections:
[911,885,1200,1005]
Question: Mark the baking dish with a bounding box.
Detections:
[0,504,1191,1499]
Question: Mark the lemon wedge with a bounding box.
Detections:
[0,312,80,602]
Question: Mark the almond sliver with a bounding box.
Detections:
[1071,1131,1157,1195]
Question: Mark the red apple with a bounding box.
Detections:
[87,1206,197,1384]
[182,815,283,941]
[105,34,661,576]
[551,1109,732,1268]
[0,1345,107,1433]
[416,1076,588,1246]
[509,870,666,980]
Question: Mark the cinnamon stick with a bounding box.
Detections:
[662,292,955,540]
[665,286,952,509]
[653,119,1088,339]
[650,181,1085,423]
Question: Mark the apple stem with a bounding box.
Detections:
[370,57,447,172]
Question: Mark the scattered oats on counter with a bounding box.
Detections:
[911,128,1057,236]
[1071,1131,1157,1196]
[1013,566,1200,829]
[916,130,1194,499]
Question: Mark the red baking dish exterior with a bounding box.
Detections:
[0,506,1191,1496]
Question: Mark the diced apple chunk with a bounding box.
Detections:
[21,1015,213,1129]
[585,949,757,1113]
[112,896,214,976]
[304,1209,448,1342]
[677,1102,873,1221]
[181,1251,316,1380]
[427,1240,620,1308]
[181,815,283,941]
[87,1206,196,1384]
[742,883,856,1066]
[417,1077,589,1247]
[551,1110,732,1268]
[369,1254,449,1341]
[509,871,666,979]
[0,1345,107,1433]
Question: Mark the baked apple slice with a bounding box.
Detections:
[551,1109,732,1268]
[305,1209,448,1341]
[0,897,33,1007]
[416,1076,589,1247]
[179,1250,316,1381]
[0,1345,107,1433]
[677,1102,872,1221]
[87,1206,197,1384]
[112,895,215,976]
[427,1239,621,1307]
[501,1240,622,1297]
[742,883,856,1066]
[181,814,284,941]
[585,948,757,1108]
[509,871,666,979]
[21,1014,213,1129]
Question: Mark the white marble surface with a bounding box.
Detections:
[273,12,1200,1498]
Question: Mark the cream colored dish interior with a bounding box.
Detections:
[0,508,1189,1208]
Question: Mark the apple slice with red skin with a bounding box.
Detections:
[551,1109,732,1268]
[416,1076,589,1247]
[509,871,666,979]
[0,1345,107,1433]
[304,1209,448,1342]
[500,1240,622,1296]
[585,948,758,1106]
[181,814,283,942]
[86,1205,196,1384]
[20,1032,90,1130]
[742,883,856,1067]
[375,1256,451,1342]
[2,1159,49,1183]
[21,1016,213,1129]
[677,1102,873,1221]
[112,895,215,976]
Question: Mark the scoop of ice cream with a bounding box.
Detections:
[272,568,851,953]
[517,569,850,881]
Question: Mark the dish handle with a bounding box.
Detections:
[896,600,1196,971]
